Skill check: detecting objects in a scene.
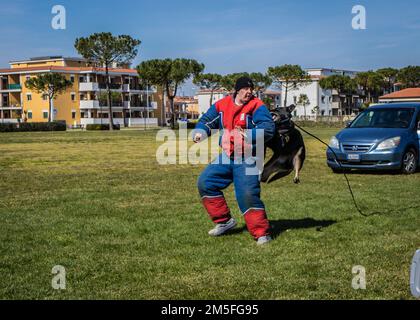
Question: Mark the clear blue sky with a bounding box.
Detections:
[1,0,420,93]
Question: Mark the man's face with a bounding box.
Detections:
[237,87,253,103]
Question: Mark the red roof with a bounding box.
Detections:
[380,88,420,99]
[0,66,138,75]
[264,90,281,95]
[174,96,198,103]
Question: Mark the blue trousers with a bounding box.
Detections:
[197,152,265,214]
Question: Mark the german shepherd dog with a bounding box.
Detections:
[261,105,306,184]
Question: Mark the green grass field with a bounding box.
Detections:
[0,128,419,300]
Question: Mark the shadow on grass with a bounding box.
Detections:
[225,218,337,239]
[269,218,337,239]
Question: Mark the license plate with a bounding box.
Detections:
[347,154,360,161]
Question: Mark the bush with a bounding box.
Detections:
[0,121,67,132]
[293,120,346,129]
[86,124,121,131]
[172,120,199,130]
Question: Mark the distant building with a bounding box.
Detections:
[260,89,282,109]
[379,88,420,103]
[166,96,199,122]
[278,68,362,117]
[0,56,162,127]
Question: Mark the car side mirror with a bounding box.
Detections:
[346,121,352,128]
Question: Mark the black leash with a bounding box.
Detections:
[293,122,368,217]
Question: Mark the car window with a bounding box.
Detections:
[351,108,414,128]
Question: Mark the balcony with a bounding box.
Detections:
[80,100,125,109]
[80,100,100,109]
[79,82,99,91]
[0,104,22,110]
[80,118,158,127]
[9,84,21,90]
[122,84,156,93]
[79,82,122,92]
[0,84,22,92]
[123,101,158,110]
[0,118,19,124]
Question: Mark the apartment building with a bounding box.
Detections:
[165,96,199,122]
[0,56,161,127]
[279,68,363,117]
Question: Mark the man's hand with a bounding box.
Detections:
[193,132,203,143]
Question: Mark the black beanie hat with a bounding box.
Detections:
[235,76,254,92]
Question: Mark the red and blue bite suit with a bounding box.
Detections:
[192,95,275,239]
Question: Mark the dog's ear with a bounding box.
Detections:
[286,104,296,114]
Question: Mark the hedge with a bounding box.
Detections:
[0,121,67,132]
[293,120,346,129]
[172,120,199,130]
[86,124,121,131]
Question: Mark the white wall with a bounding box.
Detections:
[197,92,228,116]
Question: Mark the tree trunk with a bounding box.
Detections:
[167,83,178,130]
[209,91,214,107]
[170,97,175,130]
[48,97,52,123]
[161,89,165,127]
[106,65,114,131]
[122,94,127,128]
[283,82,288,108]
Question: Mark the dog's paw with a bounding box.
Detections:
[293,177,300,184]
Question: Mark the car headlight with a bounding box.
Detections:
[376,136,401,150]
[329,136,339,149]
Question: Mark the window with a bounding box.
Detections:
[43,111,48,119]
[321,96,325,104]
[42,94,48,101]
[293,96,297,104]
[72,111,76,119]
[25,75,30,81]
[80,94,85,101]
[71,93,76,101]
[27,94,32,101]
[79,76,84,83]
[70,75,75,83]
[351,108,415,129]
[28,111,32,119]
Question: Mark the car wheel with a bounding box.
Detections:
[401,148,418,174]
